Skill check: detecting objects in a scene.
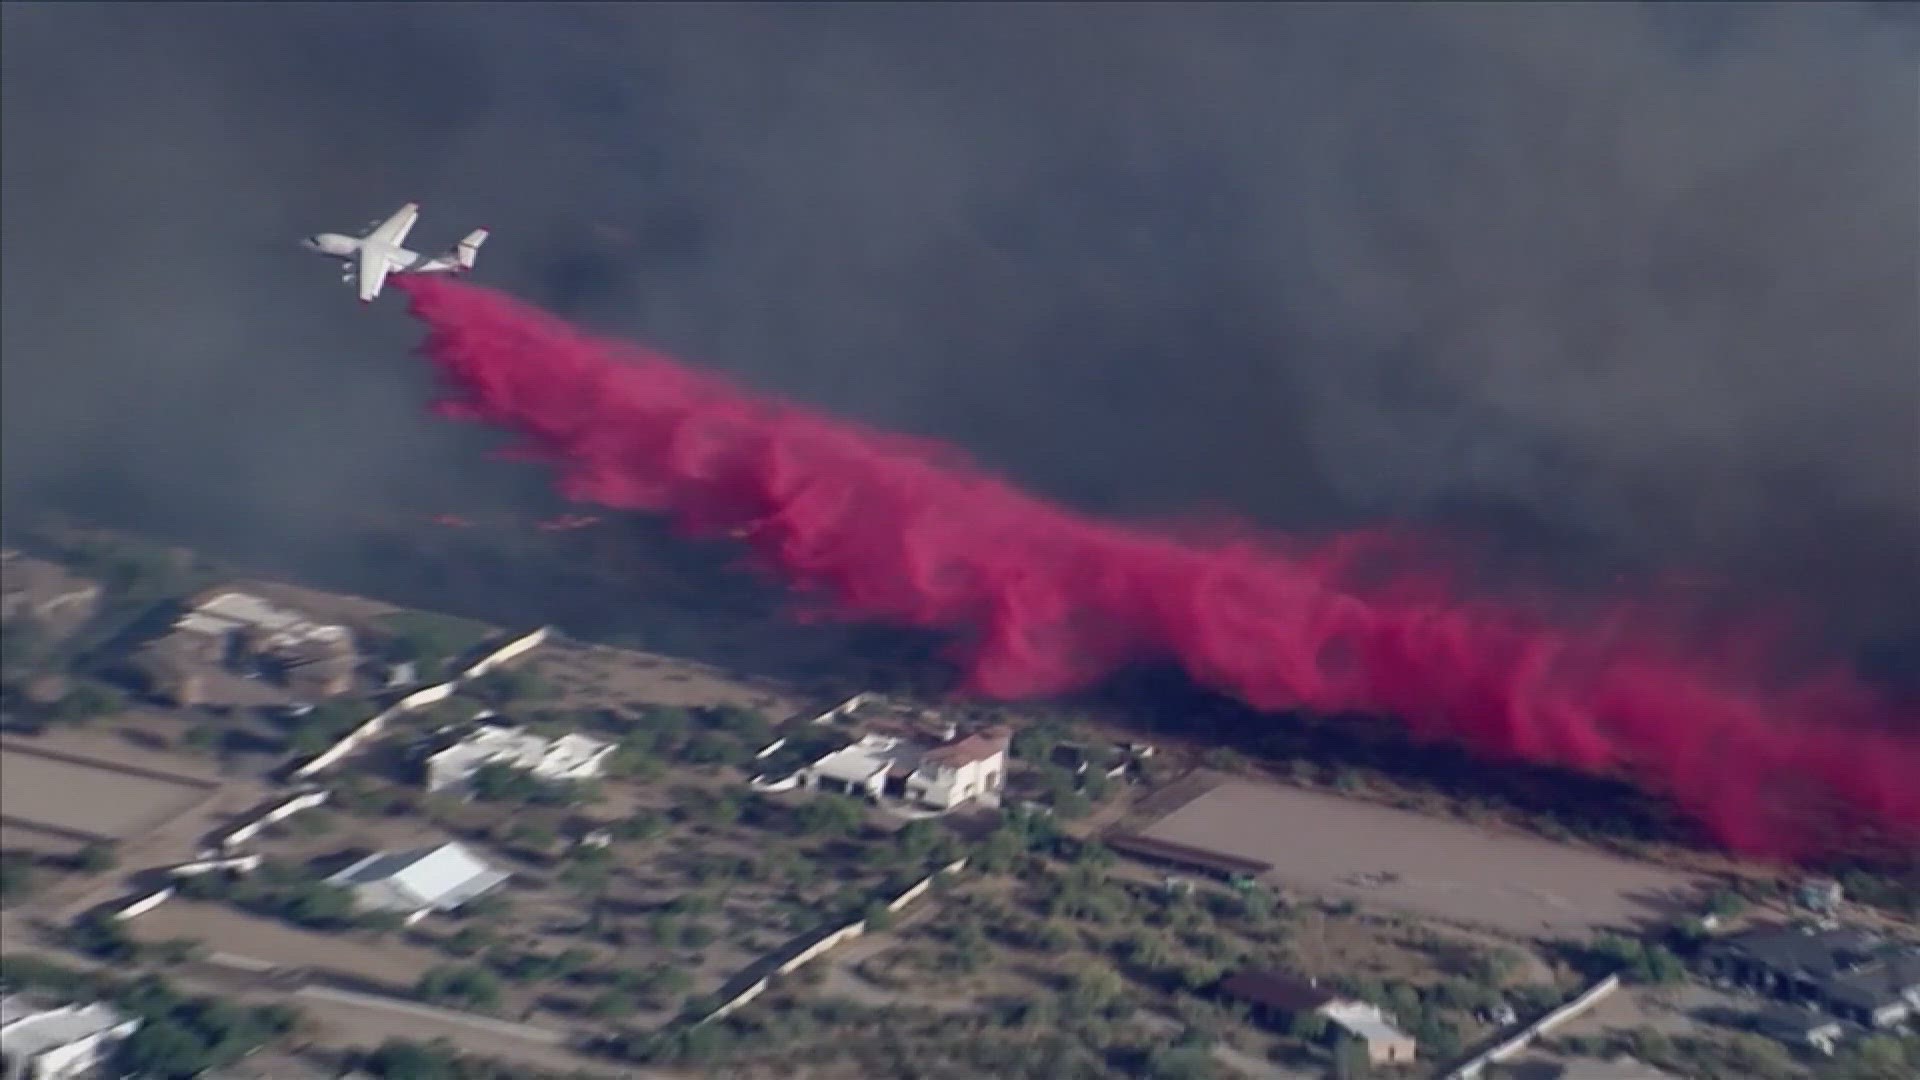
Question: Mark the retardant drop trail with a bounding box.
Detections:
[394,276,1920,862]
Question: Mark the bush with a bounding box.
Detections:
[415,964,502,1011]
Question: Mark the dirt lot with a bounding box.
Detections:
[0,741,213,841]
[533,638,803,717]
[131,901,450,988]
[1140,778,1709,938]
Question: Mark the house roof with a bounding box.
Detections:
[1217,969,1338,1013]
[176,590,354,654]
[921,728,1010,768]
[1751,1003,1845,1037]
[806,734,922,785]
[429,724,612,781]
[1824,949,1920,1011]
[325,841,509,914]
[1707,924,1885,982]
[0,995,137,1061]
[1321,1000,1415,1046]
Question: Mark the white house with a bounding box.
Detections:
[797,728,1010,811]
[424,724,614,794]
[324,841,510,925]
[1320,1000,1418,1066]
[906,729,1010,810]
[1,995,141,1080]
[798,734,918,801]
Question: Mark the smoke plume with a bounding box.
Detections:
[3,5,1916,672]
[396,274,1920,860]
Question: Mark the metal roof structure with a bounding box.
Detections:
[426,724,613,788]
[325,841,509,916]
[1216,969,1338,1014]
[0,994,139,1065]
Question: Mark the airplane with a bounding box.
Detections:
[302,202,488,303]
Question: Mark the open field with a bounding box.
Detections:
[0,739,215,842]
[534,637,804,716]
[129,902,452,989]
[1140,778,1709,938]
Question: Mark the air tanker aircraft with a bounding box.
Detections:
[303,203,488,303]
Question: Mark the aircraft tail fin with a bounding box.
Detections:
[454,228,488,271]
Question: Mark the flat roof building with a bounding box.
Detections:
[424,724,614,793]
[324,841,509,925]
[1,995,141,1080]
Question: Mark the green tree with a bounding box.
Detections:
[0,852,36,900]
[280,881,358,929]
[364,1037,464,1080]
[113,1017,214,1079]
[795,792,866,837]
[74,841,119,872]
[415,964,502,1011]
[1817,1035,1913,1080]
[1332,1036,1372,1079]
[1144,1045,1218,1080]
[50,680,125,723]
[587,989,635,1019]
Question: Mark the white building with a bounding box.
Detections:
[424,724,614,794]
[797,728,1009,811]
[906,729,1009,810]
[175,590,355,657]
[1,996,141,1080]
[324,841,510,925]
[1320,1000,1417,1066]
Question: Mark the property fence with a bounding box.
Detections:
[218,789,331,852]
[115,886,177,921]
[171,854,263,878]
[1443,973,1622,1079]
[290,625,552,781]
[696,856,970,1027]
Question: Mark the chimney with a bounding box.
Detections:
[942,721,959,743]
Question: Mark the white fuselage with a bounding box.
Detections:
[302,232,459,274]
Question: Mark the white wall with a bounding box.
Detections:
[291,625,552,781]
[1445,974,1622,1080]
[696,857,969,1027]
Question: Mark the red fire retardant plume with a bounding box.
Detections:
[395,276,1920,861]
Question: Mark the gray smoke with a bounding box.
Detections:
[3,3,1916,656]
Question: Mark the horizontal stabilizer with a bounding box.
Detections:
[455,228,489,271]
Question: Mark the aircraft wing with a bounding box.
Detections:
[356,247,393,303]
[364,202,420,248]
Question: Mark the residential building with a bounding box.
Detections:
[1823,949,1920,1030]
[1700,924,1884,1002]
[1751,1005,1848,1055]
[1217,969,1418,1065]
[1702,925,1918,1029]
[795,727,1010,811]
[1320,1001,1418,1066]
[424,724,614,794]
[0,552,101,641]
[0,994,141,1080]
[324,841,510,925]
[134,629,225,708]
[906,728,1010,810]
[799,733,916,801]
[140,590,358,703]
[1797,878,1844,916]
